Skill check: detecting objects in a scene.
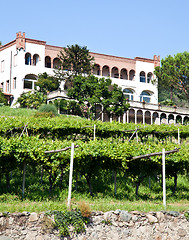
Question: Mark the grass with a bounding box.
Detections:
[0,171,189,213]
[0,106,36,117]
[0,196,189,213]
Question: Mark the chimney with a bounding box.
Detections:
[16,32,26,50]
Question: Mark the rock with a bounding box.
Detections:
[147,214,158,223]
[177,228,187,237]
[156,212,164,221]
[29,212,38,222]
[119,210,132,222]
[167,211,180,217]
[0,237,14,240]
[36,236,44,240]
[114,209,121,215]
[89,231,98,240]
[122,229,131,237]
[104,211,113,220]
[154,235,162,240]
[8,217,14,225]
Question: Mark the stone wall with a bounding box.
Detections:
[0,210,189,240]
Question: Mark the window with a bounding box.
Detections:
[1,60,5,72]
[33,54,39,66]
[24,80,32,89]
[14,54,17,67]
[0,82,4,91]
[123,89,134,101]
[140,71,146,83]
[13,77,16,89]
[140,91,151,103]
[147,72,153,83]
[25,53,31,65]
[6,80,9,92]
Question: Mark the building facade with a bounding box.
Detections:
[0,32,159,106]
[2,32,188,124]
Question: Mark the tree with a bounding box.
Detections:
[54,44,94,86]
[0,91,8,106]
[36,72,60,94]
[16,91,46,109]
[155,52,189,104]
[67,75,129,118]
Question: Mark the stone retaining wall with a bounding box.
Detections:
[0,210,189,240]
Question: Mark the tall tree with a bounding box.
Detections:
[67,75,129,118]
[155,52,189,104]
[54,44,94,86]
[36,72,60,94]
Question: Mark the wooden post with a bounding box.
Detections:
[162,148,166,208]
[94,124,96,141]
[178,128,180,145]
[68,143,74,209]
[136,128,138,142]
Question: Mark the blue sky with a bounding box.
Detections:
[1,0,189,60]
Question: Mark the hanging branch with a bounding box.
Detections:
[131,148,180,160]
[45,145,79,154]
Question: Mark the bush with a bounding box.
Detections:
[78,201,91,218]
[38,104,58,116]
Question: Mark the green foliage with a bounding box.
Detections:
[38,104,58,116]
[155,52,189,105]
[16,91,46,109]
[54,44,94,83]
[36,72,60,94]
[0,106,36,117]
[67,75,129,118]
[51,210,87,236]
[0,91,8,106]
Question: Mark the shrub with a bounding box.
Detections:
[38,104,58,116]
[34,112,56,118]
[78,201,91,218]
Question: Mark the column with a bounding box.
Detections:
[143,111,145,124]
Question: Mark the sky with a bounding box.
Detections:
[0,0,189,61]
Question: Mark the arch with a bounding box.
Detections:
[168,114,174,124]
[23,74,37,90]
[160,113,167,124]
[111,67,119,78]
[153,112,159,124]
[24,74,37,80]
[183,116,189,125]
[147,72,153,83]
[140,90,151,103]
[33,54,40,66]
[25,52,31,65]
[102,65,110,77]
[93,64,100,75]
[45,56,51,68]
[128,109,135,123]
[145,111,151,124]
[53,58,61,69]
[140,71,146,83]
[95,104,103,120]
[129,70,135,80]
[137,110,143,124]
[120,68,128,80]
[123,88,134,101]
[176,115,182,124]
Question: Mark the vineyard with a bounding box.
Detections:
[1,110,189,210]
